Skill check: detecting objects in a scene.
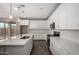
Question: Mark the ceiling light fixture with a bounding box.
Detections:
[14,7,18,10]
[20,4,26,18]
[18,6,20,22]
[20,4,25,7]
[9,15,13,19]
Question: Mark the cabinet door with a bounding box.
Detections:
[20,20,29,25]
[59,4,79,29]
[66,4,79,29]
[58,4,67,29]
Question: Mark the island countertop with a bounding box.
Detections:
[0,34,33,46]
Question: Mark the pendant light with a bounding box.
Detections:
[20,4,26,18]
[18,6,20,22]
[9,3,13,19]
[22,10,25,18]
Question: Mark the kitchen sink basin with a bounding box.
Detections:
[20,36,30,39]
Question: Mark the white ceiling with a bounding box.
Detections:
[0,3,60,20]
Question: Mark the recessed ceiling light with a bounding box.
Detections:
[14,7,18,10]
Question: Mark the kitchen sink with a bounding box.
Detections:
[20,36,30,39]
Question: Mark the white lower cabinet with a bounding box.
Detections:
[6,38,33,55]
[50,37,79,55]
[50,37,68,55]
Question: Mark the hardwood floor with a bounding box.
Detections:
[30,40,52,55]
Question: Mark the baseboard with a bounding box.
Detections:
[34,39,46,40]
[33,39,46,41]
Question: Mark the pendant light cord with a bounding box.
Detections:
[10,3,12,16]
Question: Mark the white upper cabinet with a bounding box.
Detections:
[58,4,67,29]
[48,3,79,30]
[30,20,48,29]
[65,4,79,29]
[20,20,29,25]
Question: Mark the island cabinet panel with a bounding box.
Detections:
[0,34,33,55]
[5,38,33,55]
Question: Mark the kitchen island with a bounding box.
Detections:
[0,34,33,55]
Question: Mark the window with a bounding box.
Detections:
[0,22,10,40]
[0,21,17,40]
[5,23,9,39]
[10,23,17,37]
[0,22,5,40]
